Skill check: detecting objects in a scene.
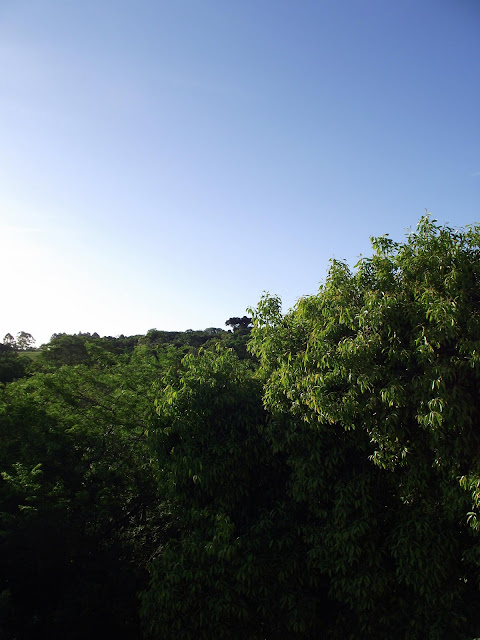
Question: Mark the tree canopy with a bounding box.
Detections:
[225,316,253,333]
[1,217,480,639]
[248,217,480,638]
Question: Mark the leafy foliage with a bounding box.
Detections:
[141,348,331,638]
[0,343,29,385]
[39,332,140,367]
[2,217,480,639]
[225,316,253,333]
[15,331,35,351]
[248,217,480,639]
[0,344,169,639]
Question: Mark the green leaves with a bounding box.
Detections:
[142,347,331,638]
[248,216,480,639]
[2,216,480,639]
[0,344,168,638]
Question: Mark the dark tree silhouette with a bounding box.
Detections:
[225,316,252,333]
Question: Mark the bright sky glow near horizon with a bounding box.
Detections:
[1,0,479,346]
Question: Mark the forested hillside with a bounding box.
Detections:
[1,218,480,639]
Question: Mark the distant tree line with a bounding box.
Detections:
[3,332,35,351]
[1,217,480,639]
[0,322,254,382]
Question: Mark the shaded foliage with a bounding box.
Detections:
[0,343,29,385]
[39,332,140,368]
[0,345,171,639]
[141,348,329,639]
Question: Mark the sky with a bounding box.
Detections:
[1,0,479,346]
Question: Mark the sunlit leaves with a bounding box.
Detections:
[248,216,480,639]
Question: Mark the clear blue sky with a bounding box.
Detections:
[1,0,478,346]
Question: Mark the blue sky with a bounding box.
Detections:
[1,0,478,346]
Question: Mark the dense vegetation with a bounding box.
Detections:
[1,217,480,639]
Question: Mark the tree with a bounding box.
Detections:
[141,348,329,639]
[248,217,480,639]
[1,335,29,384]
[40,333,91,366]
[0,343,170,638]
[0,346,27,384]
[225,316,253,333]
[3,333,16,349]
[15,332,35,351]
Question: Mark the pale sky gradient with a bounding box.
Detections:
[1,0,479,346]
